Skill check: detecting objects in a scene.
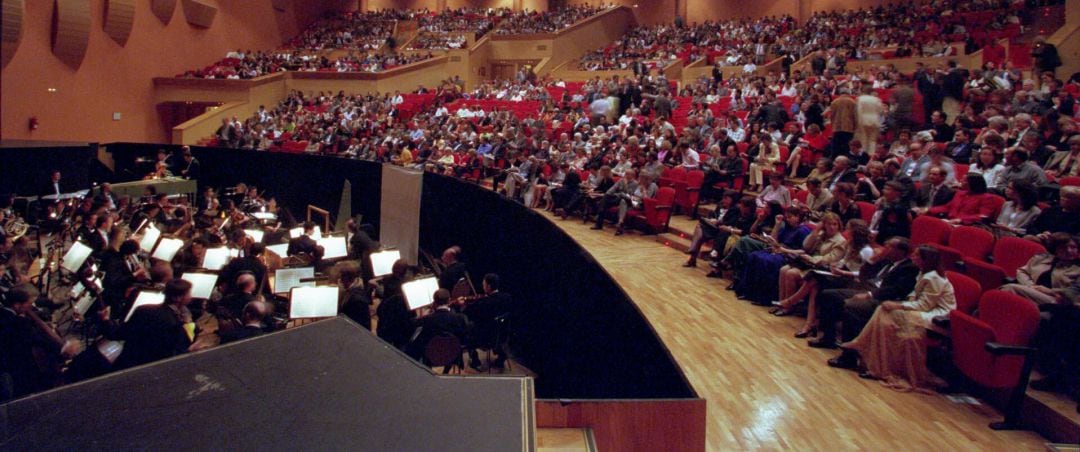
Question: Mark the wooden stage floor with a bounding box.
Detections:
[536,210,1047,450]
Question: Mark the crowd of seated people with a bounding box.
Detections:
[406,33,468,50]
[578,15,796,71]
[490,4,609,35]
[416,7,503,38]
[283,11,406,51]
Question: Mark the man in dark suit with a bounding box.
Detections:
[102,240,149,313]
[0,288,70,400]
[84,215,113,258]
[219,300,270,344]
[810,238,919,369]
[40,169,66,199]
[407,289,468,361]
[178,147,200,180]
[826,157,858,192]
[115,279,194,369]
[461,273,514,370]
[913,166,955,212]
[631,59,648,77]
[220,243,269,296]
[943,128,977,164]
[287,222,324,261]
[438,246,468,291]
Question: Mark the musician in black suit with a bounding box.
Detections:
[438,246,468,290]
[809,238,919,368]
[39,169,66,199]
[337,261,372,329]
[219,243,269,296]
[406,289,469,362]
[219,300,270,344]
[115,279,194,369]
[178,147,200,180]
[102,240,149,313]
[347,220,379,283]
[461,273,514,370]
[0,288,71,400]
[84,215,113,258]
[287,222,324,260]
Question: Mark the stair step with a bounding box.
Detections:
[656,233,712,258]
[536,428,595,452]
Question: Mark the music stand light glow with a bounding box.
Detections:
[202,247,233,271]
[181,273,219,300]
[289,286,339,319]
[61,241,93,273]
[125,291,165,322]
[274,267,315,294]
[370,249,401,277]
[139,226,161,253]
[152,238,185,262]
[403,276,439,311]
[244,229,264,243]
[265,243,289,258]
[317,236,348,259]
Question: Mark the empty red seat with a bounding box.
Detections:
[949,290,1040,430]
[962,257,1006,292]
[991,237,1046,280]
[910,215,952,247]
[855,201,876,224]
[626,187,676,234]
[673,170,705,216]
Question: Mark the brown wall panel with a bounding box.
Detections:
[103,0,134,45]
[150,0,176,23]
[536,399,707,452]
[181,0,216,28]
[52,0,92,69]
[1,0,24,68]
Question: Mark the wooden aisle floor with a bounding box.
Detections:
[536,210,1047,450]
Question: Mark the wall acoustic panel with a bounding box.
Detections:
[150,0,176,24]
[104,0,135,45]
[52,0,91,69]
[1,0,24,69]
[181,0,216,28]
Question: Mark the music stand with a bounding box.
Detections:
[402,276,439,311]
[317,235,348,260]
[202,247,233,271]
[125,290,165,322]
[370,249,401,277]
[61,241,93,273]
[139,226,161,253]
[274,267,315,294]
[181,273,219,300]
[151,237,184,262]
[289,286,339,319]
[244,229,264,243]
[289,226,322,240]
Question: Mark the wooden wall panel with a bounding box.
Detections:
[536,399,707,452]
[104,0,135,46]
[52,0,91,69]
[1,0,24,69]
[181,0,216,28]
[271,0,289,12]
[150,0,176,23]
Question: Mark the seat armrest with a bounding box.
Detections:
[985,342,1036,356]
[931,315,950,329]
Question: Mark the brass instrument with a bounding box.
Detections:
[3,216,29,241]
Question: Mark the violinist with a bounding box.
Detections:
[457,273,514,371]
[0,288,81,401]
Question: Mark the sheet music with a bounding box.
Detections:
[202,247,233,271]
[274,267,315,294]
[289,286,339,318]
[370,249,401,277]
[402,276,439,310]
[244,229,264,243]
[289,226,321,240]
[139,226,161,253]
[317,236,348,259]
[181,273,219,299]
[152,238,184,261]
[125,291,165,322]
[73,292,96,316]
[61,241,93,273]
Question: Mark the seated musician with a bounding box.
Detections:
[172,237,209,277]
[102,240,150,315]
[335,261,372,330]
[460,273,514,371]
[375,260,416,349]
[145,161,172,180]
[406,288,468,365]
[219,301,271,344]
[220,242,269,297]
[0,288,80,401]
[287,222,324,261]
[219,273,259,321]
[115,279,195,369]
[438,246,467,290]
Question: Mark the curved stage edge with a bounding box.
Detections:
[101,143,708,451]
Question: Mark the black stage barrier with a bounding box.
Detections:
[421,173,696,399]
[0,318,536,451]
[0,140,97,197]
[105,143,383,238]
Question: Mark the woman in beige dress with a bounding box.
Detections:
[841,245,956,392]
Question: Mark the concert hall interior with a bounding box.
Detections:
[3,0,1080,449]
